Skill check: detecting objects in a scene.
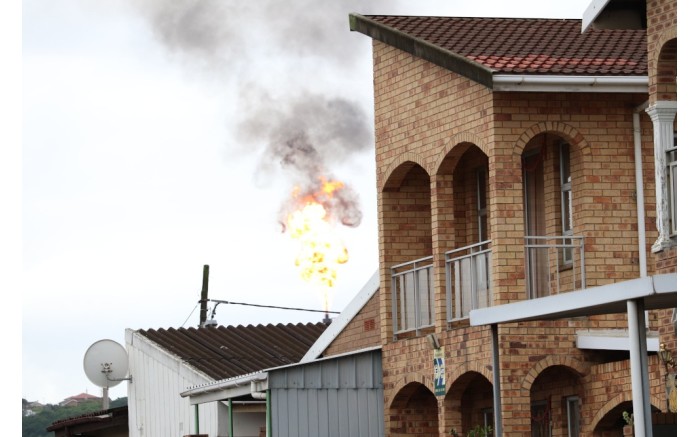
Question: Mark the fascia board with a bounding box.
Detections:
[301,270,379,362]
[582,0,613,32]
[576,329,660,351]
[349,13,494,88]
[470,273,676,326]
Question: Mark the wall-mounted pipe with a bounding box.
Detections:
[633,101,649,278]
[251,381,267,399]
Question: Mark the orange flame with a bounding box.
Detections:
[285,177,350,296]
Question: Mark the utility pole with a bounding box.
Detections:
[199,265,209,327]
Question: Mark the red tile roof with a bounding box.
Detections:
[139,322,328,380]
[63,393,100,401]
[47,406,128,432]
[354,15,647,77]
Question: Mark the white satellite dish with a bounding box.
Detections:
[83,339,130,389]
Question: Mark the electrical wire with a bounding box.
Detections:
[200,299,340,314]
[180,302,200,328]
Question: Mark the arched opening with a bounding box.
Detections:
[381,162,433,338]
[444,371,494,437]
[592,400,674,437]
[656,38,677,102]
[438,143,491,326]
[389,382,440,436]
[529,365,584,437]
[521,132,584,299]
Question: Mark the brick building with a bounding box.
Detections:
[349,0,677,436]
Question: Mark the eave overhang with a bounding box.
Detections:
[349,13,494,89]
[470,273,676,326]
[350,13,646,93]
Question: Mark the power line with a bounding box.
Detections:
[181,302,200,328]
[200,299,341,315]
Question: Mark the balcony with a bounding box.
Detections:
[446,240,492,325]
[525,235,585,299]
[391,256,434,337]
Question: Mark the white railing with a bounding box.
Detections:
[525,236,585,299]
[446,241,492,324]
[391,256,434,337]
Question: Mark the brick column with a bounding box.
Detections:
[431,173,456,335]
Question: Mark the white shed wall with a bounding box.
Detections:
[126,329,221,437]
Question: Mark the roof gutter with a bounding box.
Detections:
[180,372,268,405]
[493,75,648,93]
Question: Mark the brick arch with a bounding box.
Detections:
[512,122,590,158]
[521,355,588,392]
[586,391,666,434]
[380,152,432,192]
[649,28,677,79]
[434,131,489,175]
[445,361,494,395]
[387,372,436,409]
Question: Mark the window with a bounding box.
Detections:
[531,401,551,437]
[477,167,488,243]
[560,143,573,264]
[482,408,495,437]
[667,133,677,236]
[566,396,580,437]
[392,257,434,335]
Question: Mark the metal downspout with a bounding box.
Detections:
[491,324,503,437]
[630,104,653,437]
[266,390,272,437]
[633,104,648,278]
[628,299,653,436]
[228,398,234,437]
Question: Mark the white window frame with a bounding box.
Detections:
[559,143,573,264]
[566,396,581,437]
[477,167,488,243]
[667,133,677,237]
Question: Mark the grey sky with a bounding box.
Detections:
[21,0,591,405]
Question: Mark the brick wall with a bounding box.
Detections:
[370,36,676,436]
[324,290,381,356]
[646,0,677,105]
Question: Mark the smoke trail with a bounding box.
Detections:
[131,0,375,228]
[238,91,372,228]
[131,0,374,70]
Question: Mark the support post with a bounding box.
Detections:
[628,299,652,437]
[199,265,210,327]
[266,390,272,437]
[491,324,503,437]
[228,398,234,437]
[102,387,109,410]
[194,404,200,435]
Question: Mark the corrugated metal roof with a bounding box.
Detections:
[354,15,647,76]
[139,322,328,380]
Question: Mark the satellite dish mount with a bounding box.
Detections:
[84,339,132,410]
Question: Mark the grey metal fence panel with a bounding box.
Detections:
[269,350,384,437]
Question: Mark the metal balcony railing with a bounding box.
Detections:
[391,256,434,337]
[446,240,492,324]
[525,235,585,299]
